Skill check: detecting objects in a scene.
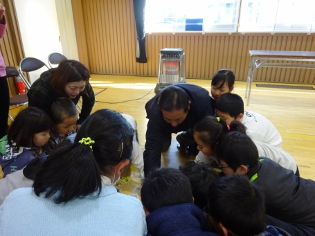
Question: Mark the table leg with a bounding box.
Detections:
[246,58,256,106]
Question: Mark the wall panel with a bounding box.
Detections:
[73,0,315,84]
[1,0,25,96]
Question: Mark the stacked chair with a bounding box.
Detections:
[48,52,67,68]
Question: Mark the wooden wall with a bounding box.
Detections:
[72,0,315,84]
[1,0,24,96]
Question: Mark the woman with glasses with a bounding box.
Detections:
[0,109,147,236]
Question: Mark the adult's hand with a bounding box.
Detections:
[0,3,5,22]
[75,124,81,132]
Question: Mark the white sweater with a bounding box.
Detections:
[241,111,282,148]
[0,186,147,236]
[121,113,144,178]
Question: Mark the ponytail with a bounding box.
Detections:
[229,120,246,134]
[33,141,102,204]
[216,117,230,134]
[33,109,135,204]
[194,116,247,149]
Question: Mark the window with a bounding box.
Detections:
[145,0,315,33]
[145,0,239,33]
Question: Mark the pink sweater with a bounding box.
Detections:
[0,16,6,77]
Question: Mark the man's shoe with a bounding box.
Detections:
[188,145,199,156]
[176,133,195,147]
[177,144,191,158]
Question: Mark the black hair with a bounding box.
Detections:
[216,131,259,171]
[215,93,244,119]
[50,60,90,96]
[179,161,219,210]
[50,97,77,124]
[157,85,190,112]
[211,69,235,90]
[8,107,52,150]
[33,109,134,204]
[193,116,246,150]
[207,174,266,236]
[141,168,193,213]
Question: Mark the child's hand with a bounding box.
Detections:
[0,165,3,179]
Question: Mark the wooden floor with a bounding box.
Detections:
[89,75,315,179]
[9,75,315,194]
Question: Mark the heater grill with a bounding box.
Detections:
[155,48,186,93]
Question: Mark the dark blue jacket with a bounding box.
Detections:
[146,203,219,236]
[144,83,213,175]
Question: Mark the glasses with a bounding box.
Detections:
[218,164,249,169]
[218,164,230,169]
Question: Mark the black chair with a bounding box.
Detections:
[48,52,67,68]
[6,66,28,121]
[18,57,50,90]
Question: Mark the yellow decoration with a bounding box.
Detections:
[78,137,95,150]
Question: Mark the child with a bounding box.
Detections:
[215,93,282,147]
[121,113,144,178]
[206,174,290,236]
[0,109,147,235]
[0,107,52,178]
[179,161,219,211]
[141,167,219,236]
[0,156,45,205]
[193,116,297,174]
[0,111,144,204]
[215,131,315,233]
[210,69,235,101]
[210,69,235,113]
[44,97,78,154]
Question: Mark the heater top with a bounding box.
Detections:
[160,48,183,56]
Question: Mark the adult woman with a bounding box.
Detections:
[0,4,9,139]
[0,109,147,235]
[27,60,95,126]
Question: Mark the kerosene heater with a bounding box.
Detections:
[154,48,185,93]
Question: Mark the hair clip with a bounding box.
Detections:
[216,117,220,122]
[78,137,95,151]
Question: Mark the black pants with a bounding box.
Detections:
[0,76,9,138]
[266,214,315,236]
